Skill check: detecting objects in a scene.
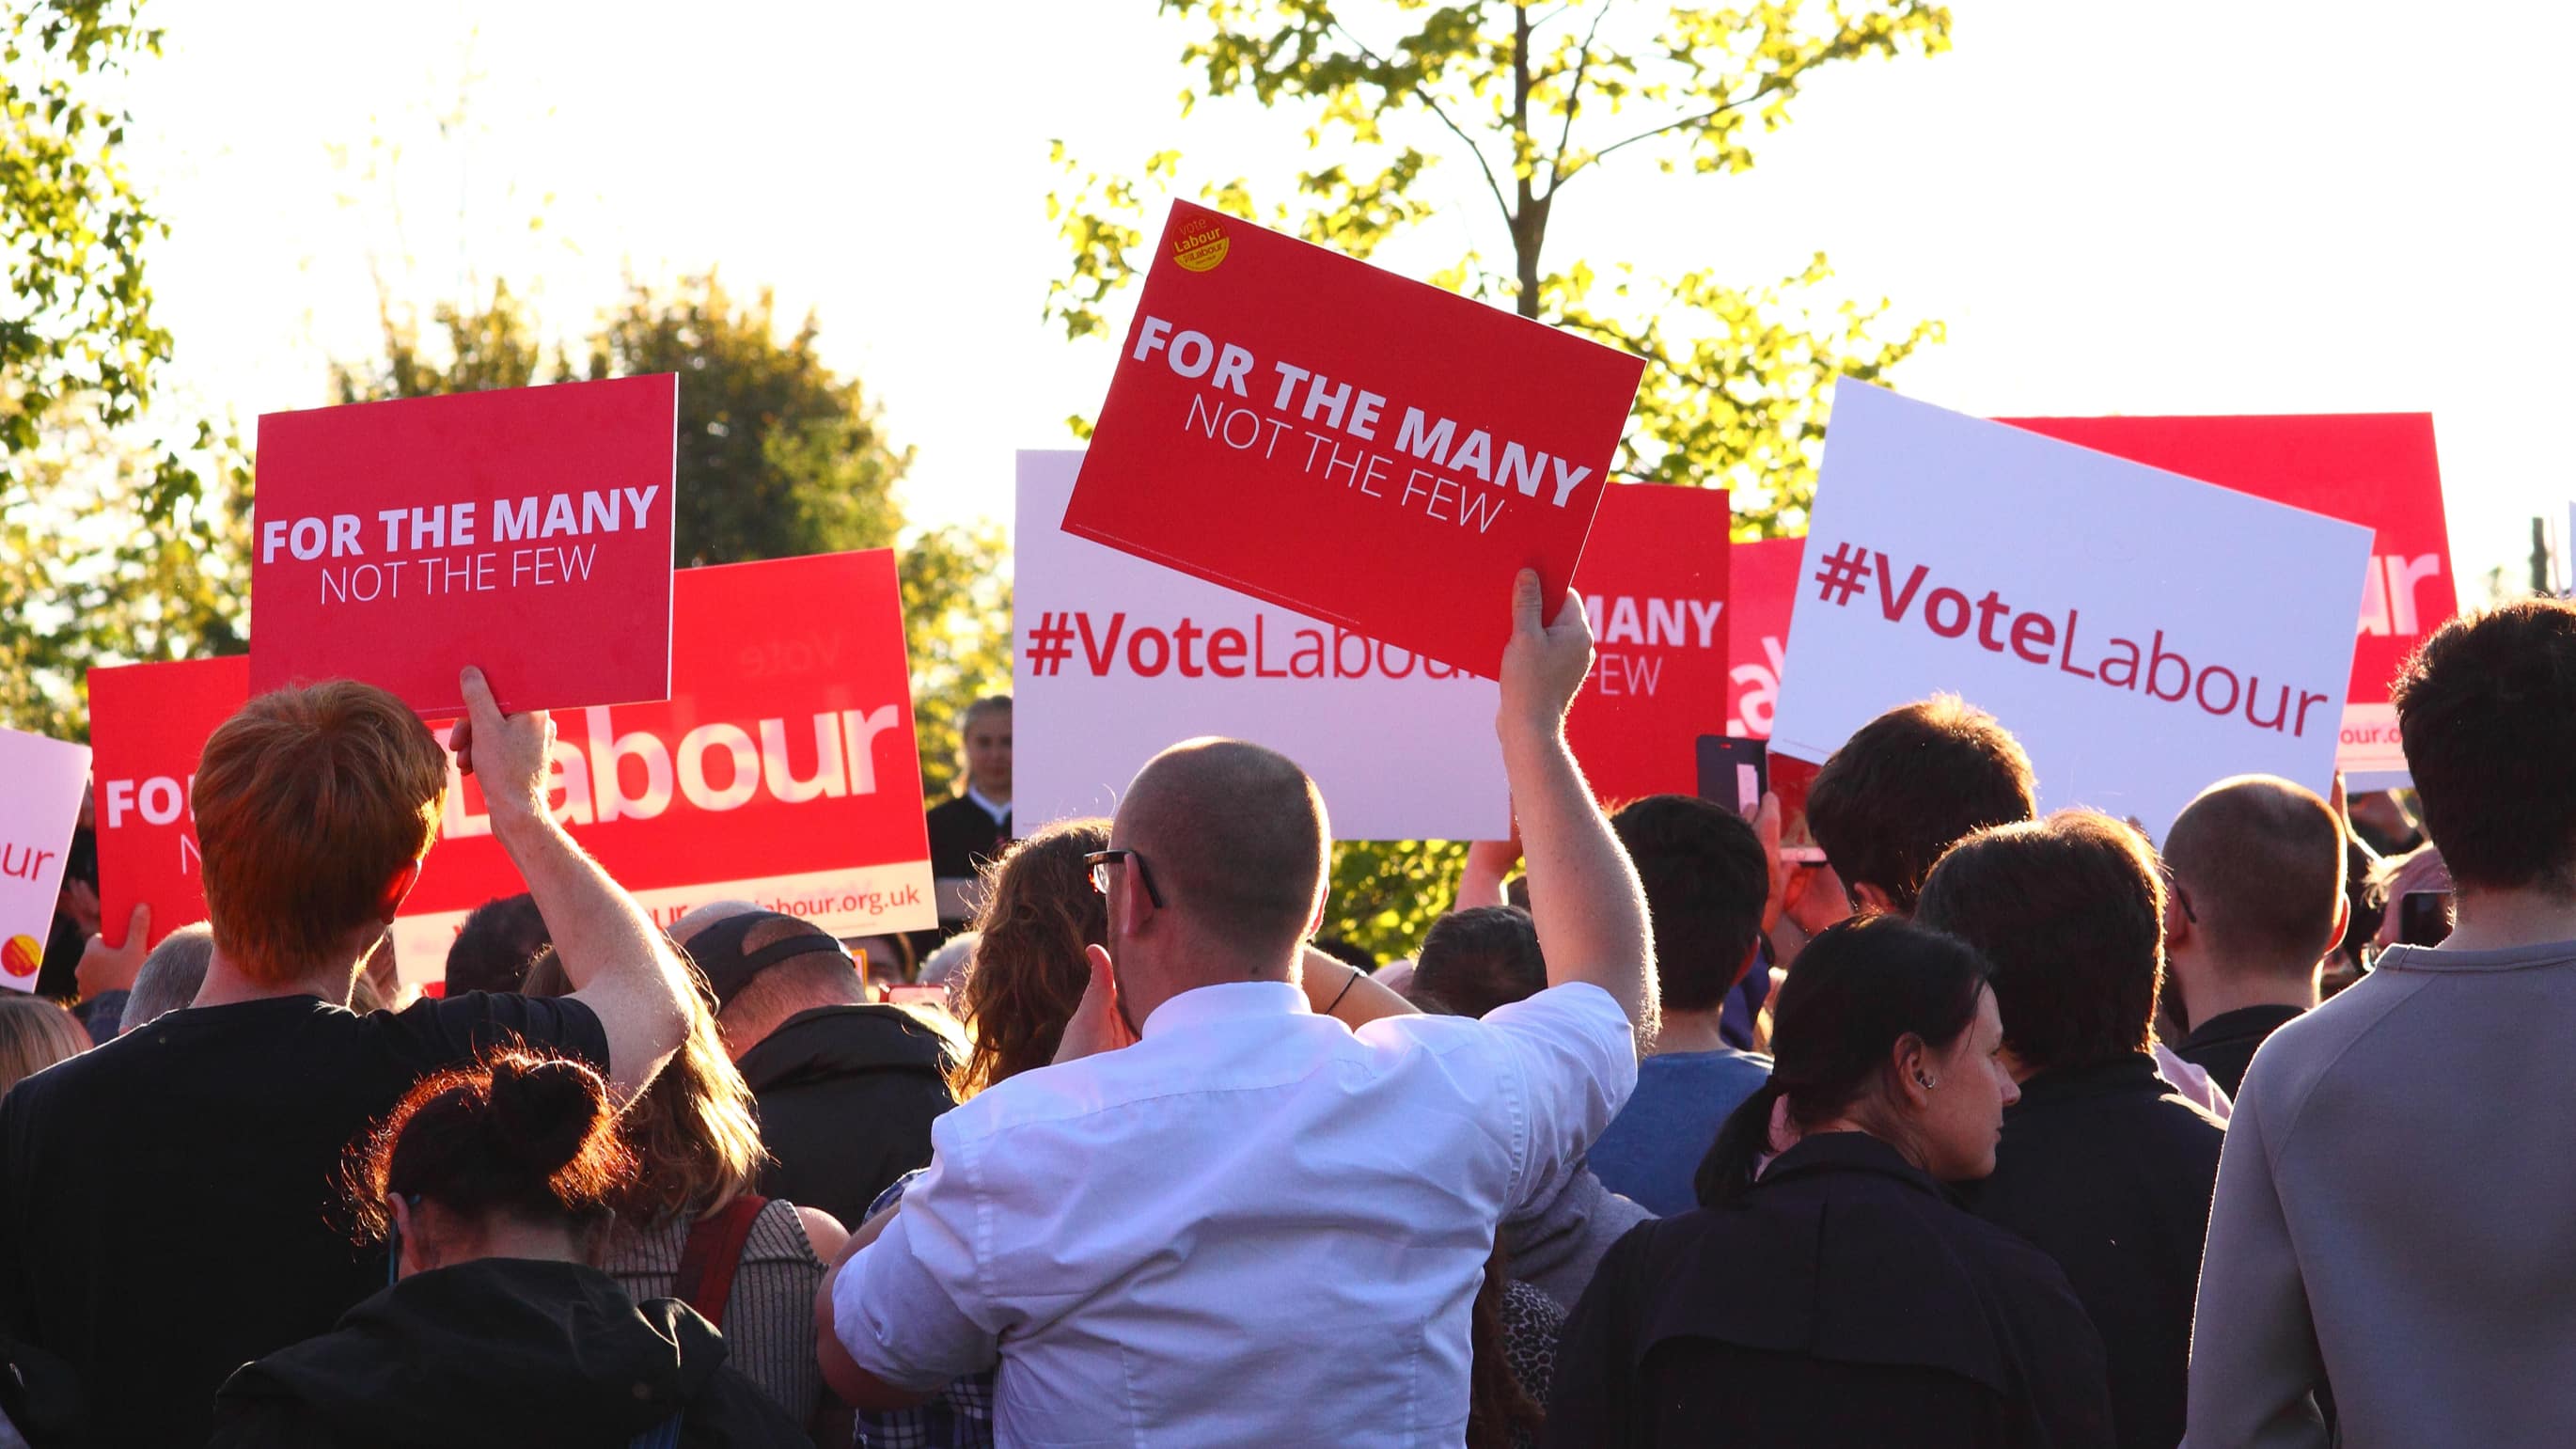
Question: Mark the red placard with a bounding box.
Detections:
[89,654,250,950]
[392,549,933,974]
[251,375,678,717]
[1564,485,1732,805]
[2000,414,2451,779]
[1064,201,1645,679]
[1726,537,1805,739]
[89,554,935,980]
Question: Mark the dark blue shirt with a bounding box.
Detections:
[1587,1047,1772,1215]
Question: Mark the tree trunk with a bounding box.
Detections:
[1511,3,1545,319]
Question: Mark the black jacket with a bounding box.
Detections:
[923,796,1008,906]
[2175,1003,2304,1098]
[1547,1132,2112,1449]
[208,1257,806,1449]
[1960,1053,2226,1449]
[737,1004,954,1228]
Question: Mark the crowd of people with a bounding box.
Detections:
[0,576,2569,1448]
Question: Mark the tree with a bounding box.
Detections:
[3,0,247,739]
[1046,0,1946,953]
[572,277,907,569]
[0,402,250,737]
[330,277,1012,791]
[1046,0,1948,535]
[3,0,200,516]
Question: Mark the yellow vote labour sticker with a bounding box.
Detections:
[1172,218,1231,273]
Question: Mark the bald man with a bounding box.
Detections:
[2163,774,2349,1095]
[820,572,1655,1444]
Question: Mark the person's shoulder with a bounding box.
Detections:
[1925,1190,2089,1299]
[375,990,611,1071]
[1480,981,1632,1039]
[2232,970,2426,1117]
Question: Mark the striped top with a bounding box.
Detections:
[607,1197,826,1424]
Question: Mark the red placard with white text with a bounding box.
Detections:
[392,549,933,978]
[251,375,678,717]
[89,654,250,951]
[1725,537,1804,739]
[1564,485,1732,805]
[92,554,934,983]
[1064,201,1645,679]
[2001,414,2450,782]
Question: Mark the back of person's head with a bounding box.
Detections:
[195,682,448,982]
[122,922,215,1034]
[1914,811,2164,1075]
[1804,696,2037,913]
[347,1047,636,1267]
[1114,738,1328,960]
[443,893,551,997]
[956,819,1109,1096]
[0,997,88,1096]
[1610,795,1769,1012]
[678,909,871,1055]
[918,931,977,988]
[2165,775,2347,974]
[1414,907,1547,1020]
[2392,599,2576,894]
[1697,916,1998,1204]
[524,953,764,1228]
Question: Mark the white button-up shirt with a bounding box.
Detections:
[835,979,1638,1446]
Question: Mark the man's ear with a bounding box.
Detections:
[1851,880,1898,916]
[388,1194,422,1276]
[1305,888,1328,939]
[2325,891,2351,957]
[2164,892,2194,953]
[377,859,424,924]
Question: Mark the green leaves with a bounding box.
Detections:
[1327,838,1470,964]
[2,1,247,738]
[4,1,177,494]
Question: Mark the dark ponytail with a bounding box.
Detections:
[345,1046,636,1243]
[1695,1078,1788,1208]
[1694,916,1991,1207]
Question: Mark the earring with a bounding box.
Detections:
[1915,1072,1937,1089]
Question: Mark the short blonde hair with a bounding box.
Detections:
[0,998,89,1097]
[196,682,448,983]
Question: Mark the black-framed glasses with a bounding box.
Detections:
[1084,848,1166,907]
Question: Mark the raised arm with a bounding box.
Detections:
[452,668,691,1103]
[1497,571,1657,1043]
[1299,945,1419,1026]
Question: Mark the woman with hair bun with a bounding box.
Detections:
[1545,916,2115,1449]
[209,1047,806,1448]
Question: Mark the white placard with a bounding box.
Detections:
[2,726,92,993]
[1016,450,1508,840]
[1772,384,2373,839]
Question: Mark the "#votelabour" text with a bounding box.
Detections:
[1812,542,2335,737]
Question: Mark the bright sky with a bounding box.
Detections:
[118,0,2574,594]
